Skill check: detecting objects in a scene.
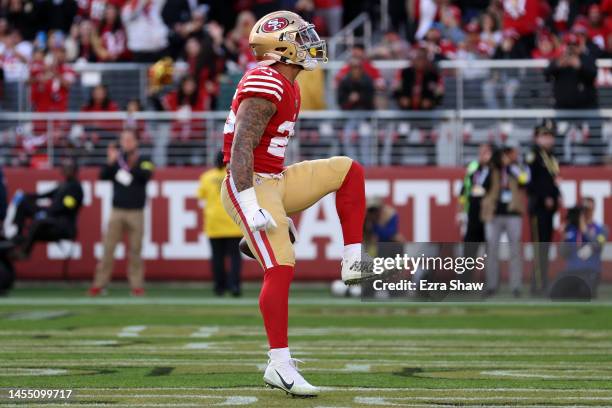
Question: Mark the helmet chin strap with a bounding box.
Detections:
[260,52,318,71]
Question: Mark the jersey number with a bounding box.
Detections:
[224,111,295,158]
[268,121,295,157]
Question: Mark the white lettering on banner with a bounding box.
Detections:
[161,181,210,259]
[393,180,451,242]
[452,179,463,197]
[293,195,344,260]
[364,180,390,198]
[143,183,160,259]
[580,180,612,224]
[558,181,577,230]
[25,176,611,263]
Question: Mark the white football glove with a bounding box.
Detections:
[239,187,277,232]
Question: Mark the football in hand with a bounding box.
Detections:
[239,227,296,259]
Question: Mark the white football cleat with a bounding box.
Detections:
[263,358,319,397]
[341,251,375,285]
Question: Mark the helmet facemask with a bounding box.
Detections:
[286,24,327,70]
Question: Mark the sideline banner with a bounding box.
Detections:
[4,167,611,281]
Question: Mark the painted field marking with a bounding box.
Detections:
[190,326,219,338]
[4,358,612,368]
[48,386,612,393]
[117,326,146,338]
[343,363,371,372]
[0,368,68,376]
[217,396,257,405]
[481,369,612,380]
[4,326,612,339]
[73,340,119,346]
[5,347,612,358]
[72,394,258,404]
[184,343,210,350]
[2,405,217,408]
[4,310,71,320]
[355,396,612,403]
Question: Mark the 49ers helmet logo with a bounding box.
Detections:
[261,17,289,33]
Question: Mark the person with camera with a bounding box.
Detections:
[481,142,530,297]
[89,130,154,296]
[544,33,598,109]
[10,159,83,258]
[555,201,608,298]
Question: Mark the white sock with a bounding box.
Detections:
[269,347,291,362]
[343,243,361,260]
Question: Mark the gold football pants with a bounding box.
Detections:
[221,156,353,269]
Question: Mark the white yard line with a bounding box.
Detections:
[2,297,612,307]
[53,387,612,393]
[190,326,219,338]
[117,326,146,338]
[2,359,612,369]
[3,346,610,357]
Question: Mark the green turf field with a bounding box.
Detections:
[1,284,612,407]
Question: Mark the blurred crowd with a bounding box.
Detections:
[0,0,610,168]
[0,0,610,112]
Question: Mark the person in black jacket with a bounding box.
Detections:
[90,129,154,297]
[394,47,443,110]
[544,33,598,109]
[338,58,375,165]
[526,122,561,295]
[11,158,83,257]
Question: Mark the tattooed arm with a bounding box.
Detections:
[229,97,278,232]
[230,97,276,191]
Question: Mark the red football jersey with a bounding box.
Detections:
[223,65,301,174]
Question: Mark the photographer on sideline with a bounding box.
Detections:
[10,158,83,258]
[482,142,530,297]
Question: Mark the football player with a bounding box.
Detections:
[220,10,369,397]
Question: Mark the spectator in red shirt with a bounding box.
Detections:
[82,84,119,112]
[314,0,342,36]
[532,31,562,59]
[370,31,411,60]
[572,16,603,58]
[162,75,206,141]
[96,3,129,61]
[586,4,607,49]
[335,45,385,90]
[457,22,493,59]
[421,27,457,60]
[502,0,539,52]
[28,48,47,112]
[183,23,226,110]
[224,10,256,71]
[81,84,120,138]
[31,47,76,113]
